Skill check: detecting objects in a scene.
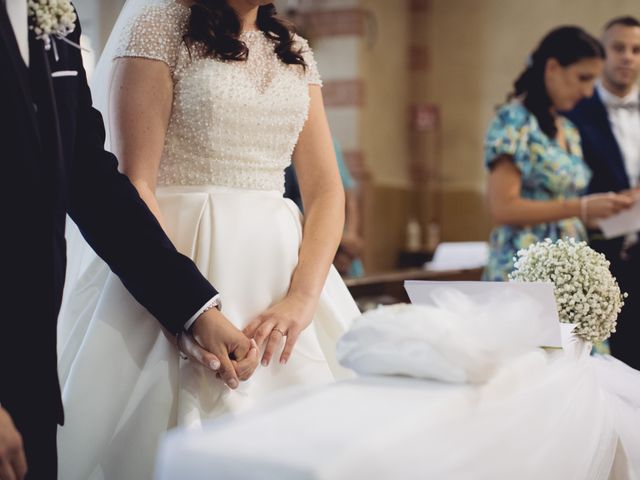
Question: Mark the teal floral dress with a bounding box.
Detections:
[483,102,591,281]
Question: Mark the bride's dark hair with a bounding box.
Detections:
[183,1,307,68]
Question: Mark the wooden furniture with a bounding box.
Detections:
[344,267,483,307]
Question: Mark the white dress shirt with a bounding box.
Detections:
[3,0,219,331]
[597,82,640,187]
[597,81,640,251]
[185,295,221,331]
[5,0,29,66]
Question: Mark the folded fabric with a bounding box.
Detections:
[336,288,550,383]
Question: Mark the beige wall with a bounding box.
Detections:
[359,0,412,188]
[423,0,640,193]
[356,0,412,271]
[356,0,640,271]
[82,0,640,272]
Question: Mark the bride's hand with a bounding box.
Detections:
[191,309,260,389]
[243,293,316,366]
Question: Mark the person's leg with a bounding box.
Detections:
[609,257,640,370]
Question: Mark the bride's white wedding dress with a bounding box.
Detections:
[57,3,359,478]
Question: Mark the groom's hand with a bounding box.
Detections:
[160,326,222,372]
[191,309,259,389]
[0,407,27,480]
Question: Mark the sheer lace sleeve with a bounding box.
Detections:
[295,35,322,87]
[114,4,189,72]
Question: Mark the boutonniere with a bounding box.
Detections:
[28,0,78,53]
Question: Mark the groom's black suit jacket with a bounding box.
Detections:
[0,6,217,437]
[566,92,640,369]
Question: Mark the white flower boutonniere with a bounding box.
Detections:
[28,0,78,52]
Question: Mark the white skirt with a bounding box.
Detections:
[57,185,360,480]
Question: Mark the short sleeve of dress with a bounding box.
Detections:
[484,103,534,178]
[294,35,322,86]
[114,4,188,72]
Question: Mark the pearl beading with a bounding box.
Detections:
[115,2,322,192]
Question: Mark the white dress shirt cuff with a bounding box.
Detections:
[184,294,221,331]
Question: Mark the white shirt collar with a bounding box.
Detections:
[595,80,640,190]
[5,0,29,67]
[597,80,639,108]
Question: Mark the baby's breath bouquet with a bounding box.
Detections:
[509,238,626,343]
[28,0,77,51]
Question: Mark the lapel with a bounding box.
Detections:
[589,90,630,189]
[0,4,41,145]
[29,31,64,178]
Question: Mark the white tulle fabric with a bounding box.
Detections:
[156,341,638,480]
[336,290,548,383]
[332,300,640,479]
[154,301,640,479]
[57,1,359,478]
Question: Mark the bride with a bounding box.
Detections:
[57,0,360,477]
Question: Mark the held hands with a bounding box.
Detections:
[190,308,259,389]
[160,325,222,372]
[243,293,316,367]
[0,407,27,480]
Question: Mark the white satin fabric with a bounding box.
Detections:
[57,186,359,479]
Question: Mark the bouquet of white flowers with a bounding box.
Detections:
[28,0,77,51]
[509,238,626,343]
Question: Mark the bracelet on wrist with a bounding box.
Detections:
[580,196,588,222]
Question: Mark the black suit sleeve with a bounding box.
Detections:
[66,16,217,334]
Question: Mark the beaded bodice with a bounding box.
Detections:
[115,2,321,191]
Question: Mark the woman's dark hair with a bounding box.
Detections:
[510,26,604,138]
[183,1,307,68]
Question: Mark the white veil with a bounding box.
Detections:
[91,0,172,147]
[59,0,173,343]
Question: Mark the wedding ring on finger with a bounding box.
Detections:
[272,328,286,337]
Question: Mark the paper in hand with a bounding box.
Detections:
[597,200,640,239]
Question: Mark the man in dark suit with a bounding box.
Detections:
[567,16,640,370]
[0,2,258,478]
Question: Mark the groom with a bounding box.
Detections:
[0,1,258,478]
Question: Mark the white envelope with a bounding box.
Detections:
[598,200,640,239]
[404,280,562,348]
[425,241,489,271]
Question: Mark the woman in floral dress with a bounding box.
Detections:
[484,26,632,281]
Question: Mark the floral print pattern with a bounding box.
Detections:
[483,102,591,281]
